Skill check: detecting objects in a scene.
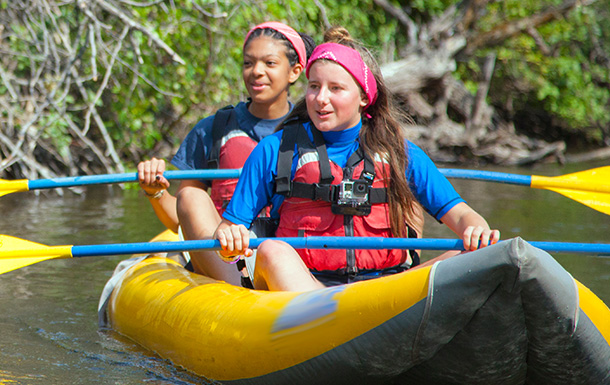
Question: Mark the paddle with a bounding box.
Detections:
[2,166,609,215]
[0,169,243,197]
[441,167,610,215]
[1,234,609,275]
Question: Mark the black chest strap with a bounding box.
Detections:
[275,121,303,196]
[275,122,387,204]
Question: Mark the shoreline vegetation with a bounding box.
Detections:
[1,0,608,181]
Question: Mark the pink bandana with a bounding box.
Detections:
[244,21,307,69]
[306,42,378,110]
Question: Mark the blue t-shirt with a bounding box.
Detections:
[223,121,465,226]
[171,101,291,186]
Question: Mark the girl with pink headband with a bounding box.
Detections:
[215,27,500,290]
[136,21,315,286]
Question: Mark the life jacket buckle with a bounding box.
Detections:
[346,265,359,278]
[275,177,292,196]
[361,171,374,182]
[328,184,339,202]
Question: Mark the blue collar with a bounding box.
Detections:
[318,120,362,145]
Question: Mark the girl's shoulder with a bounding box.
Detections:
[189,103,241,135]
[404,140,440,176]
[404,140,429,159]
[258,129,284,147]
[187,114,216,138]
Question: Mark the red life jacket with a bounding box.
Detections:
[275,122,418,274]
[207,106,259,214]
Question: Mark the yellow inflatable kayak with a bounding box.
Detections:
[100,231,610,384]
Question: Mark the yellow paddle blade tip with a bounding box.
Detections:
[0,235,73,274]
[545,188,610,215]
[0,179,29,197]
[0,256,56,275]
[0,234,48,254]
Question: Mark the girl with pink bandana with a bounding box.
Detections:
[137,22,315,285]
[215,27,500,291]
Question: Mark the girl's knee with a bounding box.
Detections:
[256,240,293,268]
[258,239,288,252]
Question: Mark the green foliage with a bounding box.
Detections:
[96,0,409,162]
[40,115,72,159]
[116,0,608,150]
[1,0,609,175]
[410,0,455,17]
[462,0,610,143]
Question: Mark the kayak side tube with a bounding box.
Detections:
[106,237,610,384]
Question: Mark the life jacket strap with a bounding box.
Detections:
[207,105,236,169]
[288,181,388,203]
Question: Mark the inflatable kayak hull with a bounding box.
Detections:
[103,236,610,384]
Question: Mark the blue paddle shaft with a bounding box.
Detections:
[72,237,462,257]
[27,168,531,190]
[70,237,609,257]
[27,169,242,190]
[439,169,532,186]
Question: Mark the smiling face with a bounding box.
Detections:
[242,35,302,118]
[305,60,368,132]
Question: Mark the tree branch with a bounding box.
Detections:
[92,0,186,64]
[373,0,417,47]
[462,0,598,56]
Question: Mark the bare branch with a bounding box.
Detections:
[83,25,129,136]
[313,0,331,30]
[527,27,552,56]
[463,0,599,55]
[92,0,186,64]
[89,24,98,80]
[373,0,417,47]
[458,0,492,33]
[110,53,183,97]
[0,65,18,99]
[118,0,164,7]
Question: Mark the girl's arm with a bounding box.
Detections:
[223,133,282,225]
[137,158,179,232]
[175,179,219,240]
[439,202,500,251]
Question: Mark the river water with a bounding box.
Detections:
[0,163,608,384]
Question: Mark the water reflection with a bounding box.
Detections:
[0,187,198,384]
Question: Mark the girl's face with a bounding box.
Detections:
[305,61,368,132]
[242,36,302,107]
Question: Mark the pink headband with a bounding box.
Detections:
[306,42,378,110]
[244,22,307,69]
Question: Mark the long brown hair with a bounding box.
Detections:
[279,27,422,237]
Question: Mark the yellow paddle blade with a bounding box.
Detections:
[531,166,610,194]
[545,188,610,215]
[0,179,29,197]
[530,166,610,215]
[0,256,61,275]
[0,235,72,274]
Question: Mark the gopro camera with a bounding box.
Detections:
[331,180,371,216]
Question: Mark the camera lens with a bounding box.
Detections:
[356,183,366,192]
